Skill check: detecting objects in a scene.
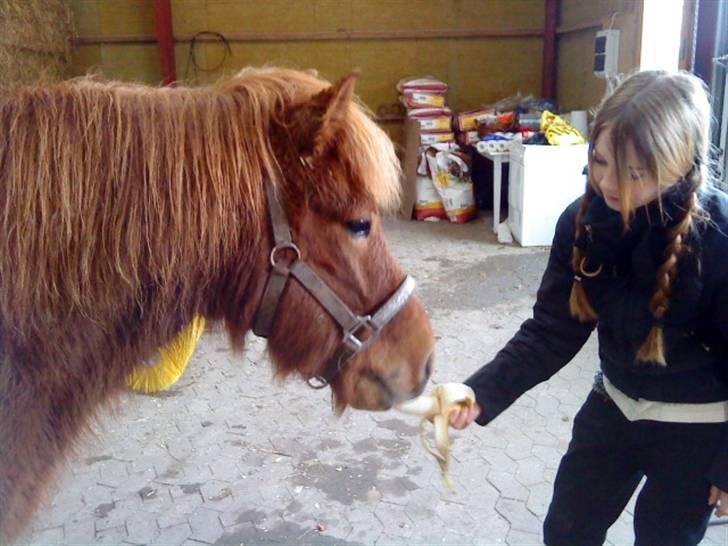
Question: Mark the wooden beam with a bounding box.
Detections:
[542,0,559,99]
[556,21,602,35]
[73,27,544,46]
[153,0,176,85]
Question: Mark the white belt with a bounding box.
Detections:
[603,375,728,423]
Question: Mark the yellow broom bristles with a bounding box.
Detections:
[127,316,206,393]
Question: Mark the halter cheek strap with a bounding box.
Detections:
[252,181,416,388]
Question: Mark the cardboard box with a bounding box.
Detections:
[400,117,421,219]
[508,143,588,246]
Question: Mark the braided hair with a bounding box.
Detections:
[569,183,599,322]
[569,71,711,366]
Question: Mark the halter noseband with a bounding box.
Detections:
[252,182,416,389]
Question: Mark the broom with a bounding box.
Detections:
[127,316,206,393]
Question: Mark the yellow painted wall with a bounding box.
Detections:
[70,0,160,82]
[69,0,546,143]
[556,0,643,112]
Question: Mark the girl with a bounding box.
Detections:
[450,70,728,546]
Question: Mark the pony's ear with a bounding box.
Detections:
[300,70,360,158]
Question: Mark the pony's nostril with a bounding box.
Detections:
[424,351,434,380]
[412,351,435,398]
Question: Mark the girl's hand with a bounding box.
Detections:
[708,485,728,516]
[449,402,482,429]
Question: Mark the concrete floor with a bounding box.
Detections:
[18,214,728,546]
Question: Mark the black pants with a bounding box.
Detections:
[543,390,726,546]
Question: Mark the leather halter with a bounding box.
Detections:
[252,182,416,389]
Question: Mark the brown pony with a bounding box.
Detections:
[0,67,434,539]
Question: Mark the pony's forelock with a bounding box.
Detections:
[222,67,401,213]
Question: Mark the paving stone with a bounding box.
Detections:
[530,445,563,469]
[488,470,529,501]
[525,482,553,518]
[346,523,383,545]
[93,525,129,545]
[474,512,510,545]
[188,506,225,543]
[154,522,192,546]
[505,435,535,461]
[157,502,193,529]
[97,459,130,488]
[373,501,414,538]
[515,457,546,487]
[506,528,544,545]
[28,525,64,545]
[480,446,519,473]
[606,517,635,546]
[93,500,129,532]
[125,510,161,545]
[432,498,477,532]
[702,523,728,546]
[496,498,543,535]
[200,479,235,509]
[63,517,97,545]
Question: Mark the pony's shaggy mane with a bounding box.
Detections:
[0,67,400,342]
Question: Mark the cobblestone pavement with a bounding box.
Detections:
[19,215,728,546]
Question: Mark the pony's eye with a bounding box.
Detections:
[346,219,371,238]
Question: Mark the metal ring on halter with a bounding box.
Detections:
[270,242,301,268]
[579,257,603,278]
[307,375,329,389]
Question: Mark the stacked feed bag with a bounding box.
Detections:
[398,76,454,146]
[398,77,475,223]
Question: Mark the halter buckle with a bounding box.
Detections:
[342,315,379,353]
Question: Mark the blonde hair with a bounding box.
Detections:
[570,70,711,365]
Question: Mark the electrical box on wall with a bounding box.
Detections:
[594,29,620,79]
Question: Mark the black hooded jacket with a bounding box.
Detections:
[465,185,728,488]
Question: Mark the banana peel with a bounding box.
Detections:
[395,382,476,490]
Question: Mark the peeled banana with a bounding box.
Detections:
[395,382,476,490]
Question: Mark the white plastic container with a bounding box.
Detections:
[507,142,589,246]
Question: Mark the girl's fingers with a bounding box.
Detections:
[448,403,481,429]
[717,492,728,517]
[470,403,482,422]
[709,486,720,506]
[449,408,467,429]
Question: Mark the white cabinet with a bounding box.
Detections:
[507,143,589,246]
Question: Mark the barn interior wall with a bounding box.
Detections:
[556,0,644,112]
[70,0,545,144]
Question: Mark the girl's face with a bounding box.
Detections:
[591,127,659,211]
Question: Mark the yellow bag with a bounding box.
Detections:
[127,316,205,393]
[541,110,586,146]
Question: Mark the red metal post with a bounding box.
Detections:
[153,0,176,85]
[542,0,559,99]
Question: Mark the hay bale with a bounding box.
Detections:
[0,0,74,91]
